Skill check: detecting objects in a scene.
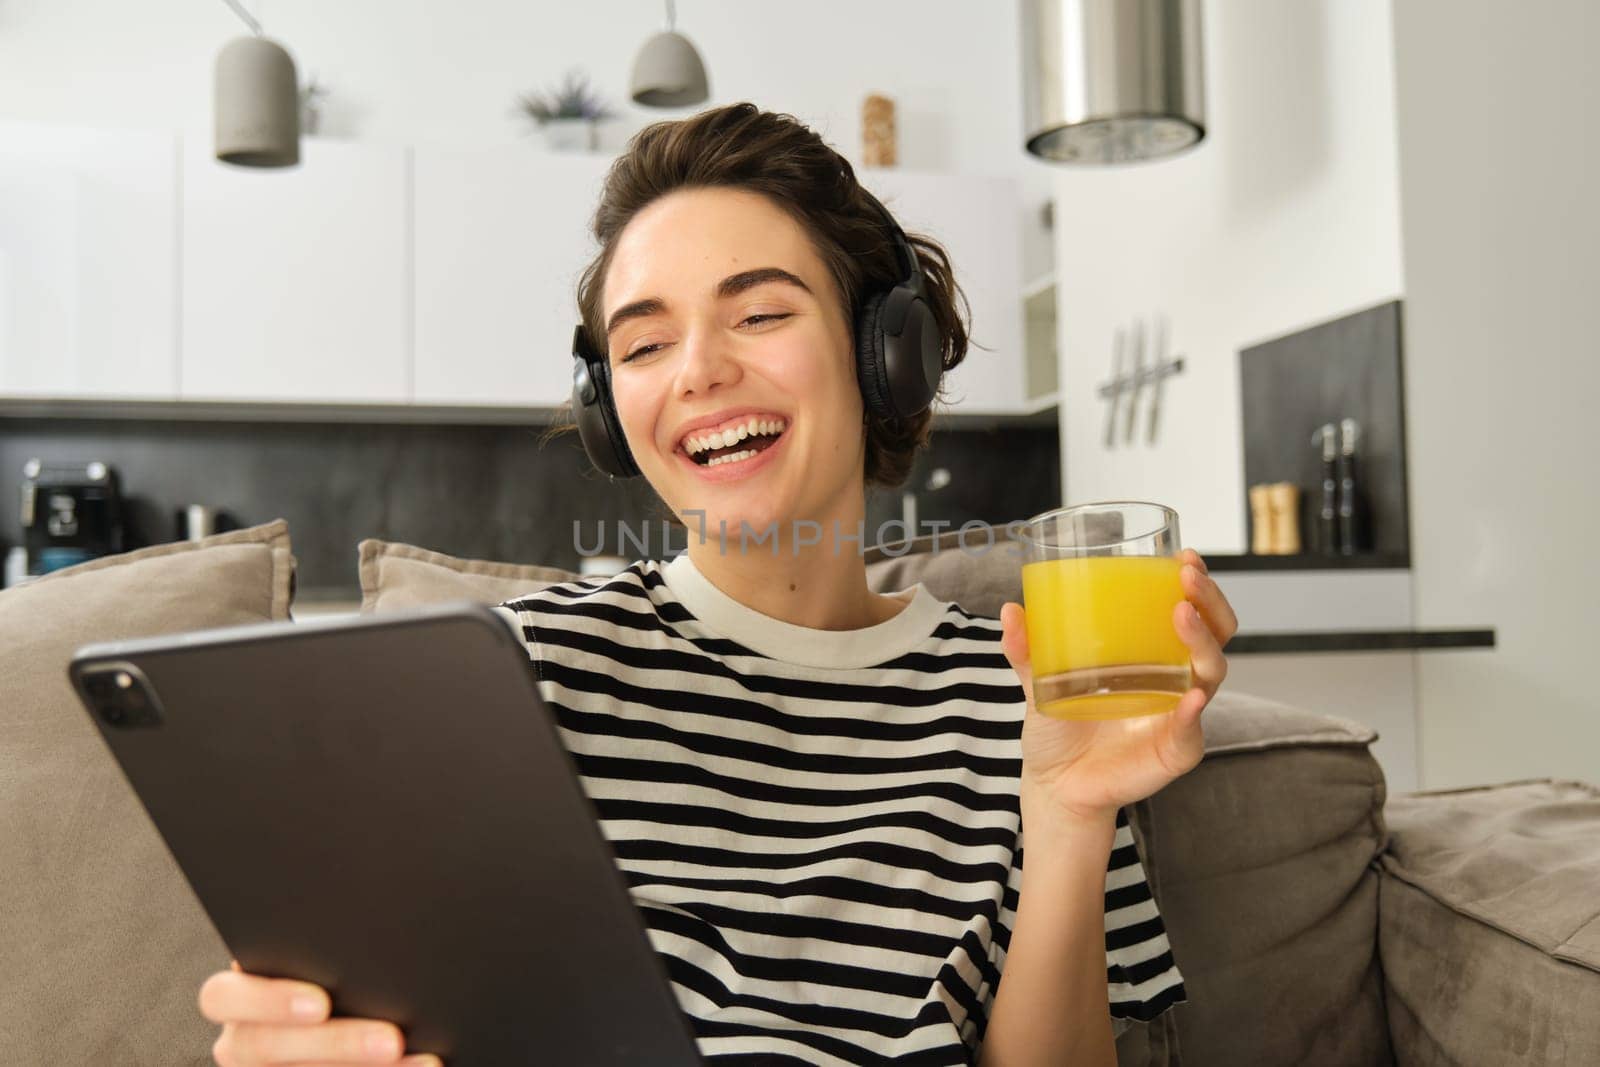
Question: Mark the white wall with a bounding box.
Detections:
[1391,0,1600,788]
[0,0,1056,279]
[16,2,1589,789]
[1048,0,1406,553]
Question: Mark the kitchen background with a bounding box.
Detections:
[2,0,1596,792]
[0,416,1059,587]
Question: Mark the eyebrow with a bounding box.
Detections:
[605,267,813,338]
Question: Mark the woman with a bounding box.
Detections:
[199,103,1237,1066]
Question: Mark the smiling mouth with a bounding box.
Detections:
[681,419,789,467]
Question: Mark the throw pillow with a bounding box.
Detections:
[358,539,580,614]
[0,519,294,1066]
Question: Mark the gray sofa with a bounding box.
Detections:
[3,523,1596,1065]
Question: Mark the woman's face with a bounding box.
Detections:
[601,186,866,543]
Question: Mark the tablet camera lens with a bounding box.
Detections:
[89,666,162,728]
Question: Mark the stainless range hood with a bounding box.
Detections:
[1022,0,1206,164]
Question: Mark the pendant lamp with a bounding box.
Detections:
[214,0,301,167]
[630,0,710,108]
[1022,0,1205,164]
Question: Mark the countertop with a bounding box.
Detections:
[1201,551,1411,571]
[1226,628,1495,655]
[290,588,1497,657]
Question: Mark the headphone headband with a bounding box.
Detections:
[859,187,926,300]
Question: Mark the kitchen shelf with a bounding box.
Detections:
[1203,551,1412,572]
[1228,628,1496,655]
[930,397,1059,430]
[0,396,569,426]
[3,394,1066,432]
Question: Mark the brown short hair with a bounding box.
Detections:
[554,102,971,490]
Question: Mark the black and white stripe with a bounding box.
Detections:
[498,559,1183,1064]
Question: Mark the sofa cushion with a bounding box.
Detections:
[358,539,579,614]
[1138,690,1392,1066]
[1379,779,1600,1065]
[358,526,1014,617]
[0,520,294,1066]
[864,526,1025,618]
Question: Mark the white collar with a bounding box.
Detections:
[659,552,945,669]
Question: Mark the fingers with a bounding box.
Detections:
[200,969,329,1025]
[1175,599,1228,698]
[998,602,1036,709]
[1178,549,1234,703]
[201,967,432,1066]
[1174,680,1209,729]
[1180,558,1238,645]
[1158,685,1209,775]
[213,1018,408,1065]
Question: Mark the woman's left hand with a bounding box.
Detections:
[998,549,1239,826]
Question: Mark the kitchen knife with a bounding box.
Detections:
[1147,316,1168,444]
[1102,327,1125,448]
[1123,318,1146,445]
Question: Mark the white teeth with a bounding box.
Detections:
[706,449,757,467]
[682,415,788,456]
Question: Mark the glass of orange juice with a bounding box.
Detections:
[1017,502,1191,720]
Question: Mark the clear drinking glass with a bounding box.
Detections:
[1016,502,1191,720]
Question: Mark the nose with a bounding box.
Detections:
[672,322,741,398]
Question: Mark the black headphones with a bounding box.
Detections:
[569,188,944,479]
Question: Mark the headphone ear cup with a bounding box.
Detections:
[863,287,941,419]
[572,352,640,478]
[592,357,641,477]
[890,293,942,416]
[854,290,895,420]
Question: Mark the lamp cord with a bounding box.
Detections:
[665,0,676,31]
[221,0,263,36]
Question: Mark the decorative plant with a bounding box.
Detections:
[516,70,617,125]
[299,74,329,134]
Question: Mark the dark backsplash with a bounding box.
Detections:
[1,415,1060,592]
[1238,299,1411,558]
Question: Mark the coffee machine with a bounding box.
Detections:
[20,458,126,575]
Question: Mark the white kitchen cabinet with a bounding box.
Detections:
[0,121,179,399]
[2,121,1035,416]
[180,138,409,402]
[859,169,1027,414]
[416,156,1030,413]
[412,148,612,407]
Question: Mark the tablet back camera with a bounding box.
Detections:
[82,663,165,729]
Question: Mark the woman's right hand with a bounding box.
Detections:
[200,961,442,1067]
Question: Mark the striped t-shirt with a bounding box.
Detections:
[495,553,1184,1064]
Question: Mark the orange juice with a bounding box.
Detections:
[1021,555,1191,720]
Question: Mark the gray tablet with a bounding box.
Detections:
[68,601,703,1067]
